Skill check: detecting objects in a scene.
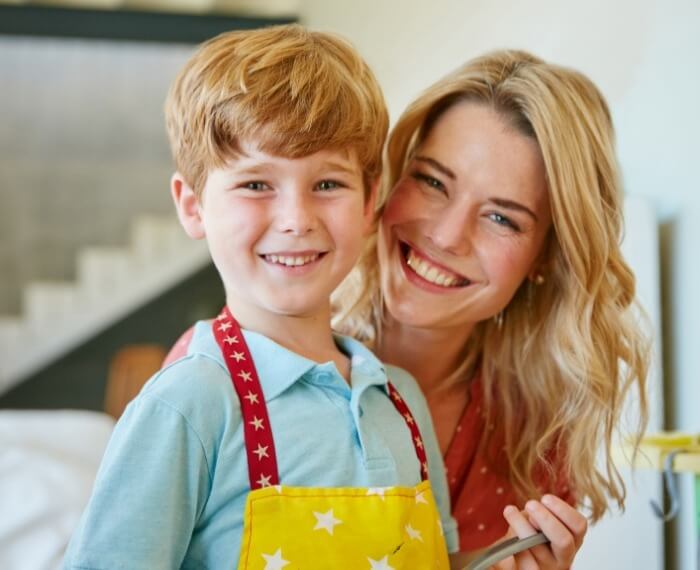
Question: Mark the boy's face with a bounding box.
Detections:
[172,141,374,323]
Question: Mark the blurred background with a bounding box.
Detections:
[0,0,697,568]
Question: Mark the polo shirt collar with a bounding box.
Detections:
[334,334,388,393]
[240,329,318,401]
[196,320,389,401]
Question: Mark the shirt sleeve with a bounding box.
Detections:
[386,365,460,554]
[63,383,213,569]
[162,326,195,367]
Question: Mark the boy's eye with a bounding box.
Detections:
[488,212,520,232]
[240,181,269,191]
[411,171,446,193]
[316,180,342,191]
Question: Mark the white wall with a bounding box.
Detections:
[300,1,700,568]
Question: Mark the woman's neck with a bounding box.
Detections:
[377,317,475,395]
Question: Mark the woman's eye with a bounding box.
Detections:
[316,180,342,191]
[411,172,446,193]
[488,212,520,231]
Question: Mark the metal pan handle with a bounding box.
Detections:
[464,532,550,570]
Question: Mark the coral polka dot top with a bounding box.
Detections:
[444,375,574,551]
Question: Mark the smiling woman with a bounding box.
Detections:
[334,49,650,567]
[377,102,552,331]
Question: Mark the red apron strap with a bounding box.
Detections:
[212,307,280,489]
[387,382,430,482]
[212,306,430,487]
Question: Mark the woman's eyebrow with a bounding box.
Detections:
[488,197,538,222]
[414,155,456,180]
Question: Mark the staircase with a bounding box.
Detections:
[0,216,210,395]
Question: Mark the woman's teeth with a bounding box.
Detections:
[406,248,465,287]
[264,253,319,267]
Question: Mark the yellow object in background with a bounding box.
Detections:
[640,432,700,450]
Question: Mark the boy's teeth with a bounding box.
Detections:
[406,248,462,287]
[265,253,319,267]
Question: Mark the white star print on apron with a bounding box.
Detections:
[212,307,450,569]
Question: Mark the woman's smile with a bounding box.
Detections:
[399,240,472,290]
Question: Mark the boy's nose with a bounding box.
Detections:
[276,193,318,235]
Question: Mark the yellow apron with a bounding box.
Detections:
[213,307,450,569]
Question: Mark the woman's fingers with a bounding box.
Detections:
[522,497,587,567]
[502,505,556,569]
[493,500,588,569]
[540,494,588,549]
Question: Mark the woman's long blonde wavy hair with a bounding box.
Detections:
[333,50,650,521]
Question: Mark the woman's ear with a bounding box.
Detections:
[171,172,205,240]
[362,177,380,236]
[528,231,554,283]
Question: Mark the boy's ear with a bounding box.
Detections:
[362,177,380,235]
[171,172,205,240]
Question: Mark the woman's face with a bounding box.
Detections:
[377,102,552,331]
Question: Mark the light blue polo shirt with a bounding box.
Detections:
[64,321,458,568]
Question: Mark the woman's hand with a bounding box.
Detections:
[494,495,587,569]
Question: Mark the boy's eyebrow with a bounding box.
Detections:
[321,158,361,175]
[227,156,360,177]
[414,155,456,180]
[230,163,268,175]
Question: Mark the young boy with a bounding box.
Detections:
[64,25,458,568]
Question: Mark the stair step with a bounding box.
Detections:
[77,247,134,300]
[0,317,28,353]
[0,215,211,394]
[23,282,79,327]
[131,216,191,262]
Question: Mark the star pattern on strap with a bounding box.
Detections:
[250,416,265,431]
[387,381,429,483]
[257,473,272,488]
[244,391,260,404]
[231,351,246,362]
[238,370,253,382]
[224,335,239,345]
[253,444,269,460]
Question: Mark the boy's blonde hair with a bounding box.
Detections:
[164,24,388,198]
[335,49,650,522]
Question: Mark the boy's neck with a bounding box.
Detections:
[224,297,350,381]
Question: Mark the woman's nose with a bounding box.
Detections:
[426,207,473,255]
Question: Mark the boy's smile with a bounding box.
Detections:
[172,140,373,330]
